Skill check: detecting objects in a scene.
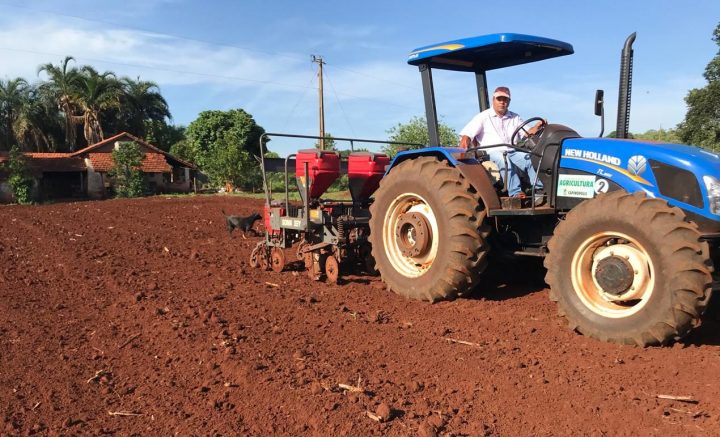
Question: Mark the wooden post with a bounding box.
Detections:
[312,55,326,150]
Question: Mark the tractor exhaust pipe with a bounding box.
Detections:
[616,32,636,139]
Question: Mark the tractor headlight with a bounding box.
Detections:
[703,175,720,214]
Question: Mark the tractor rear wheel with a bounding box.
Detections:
[369,156,491,301]
[545,190,713,346]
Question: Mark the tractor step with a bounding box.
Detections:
[488,205,555,216]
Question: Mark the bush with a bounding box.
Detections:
[109,141,146,198]
[6,146,34,204]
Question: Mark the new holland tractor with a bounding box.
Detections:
[367,32,718,347]
[256,32,719,346]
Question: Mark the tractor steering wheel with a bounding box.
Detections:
[511,117,547,151]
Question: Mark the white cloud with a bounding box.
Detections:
[0,17,311,88]
[0,10,707,157]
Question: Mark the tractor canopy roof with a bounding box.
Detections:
[407,33,574,72]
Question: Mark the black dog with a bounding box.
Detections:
[221,210,262,238]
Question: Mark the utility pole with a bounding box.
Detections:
[311,55,326,150]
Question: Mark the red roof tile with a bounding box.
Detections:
[27,152,72,158]
[88,153,114,172]
[0,131,193,174]
[32,157,86,172]
[141,153,172,173]
[0,152,86,172]
[73,132,195,169]
[88,152,171,173]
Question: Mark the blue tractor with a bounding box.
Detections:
[367,33,717,346]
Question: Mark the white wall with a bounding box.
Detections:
[85,159,105,199]
[0,181,13,202]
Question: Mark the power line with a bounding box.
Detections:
[0,45,420,111]
[0,46,416,116]
[0,1,309,64]
[280,64,317,130]
[324,66,357,137]
[325,62,416,91]
[0,1,418,92]
[0,46,315,90]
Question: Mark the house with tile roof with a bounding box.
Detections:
[0,132,197,202]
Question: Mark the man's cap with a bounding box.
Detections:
[493,86,511,99]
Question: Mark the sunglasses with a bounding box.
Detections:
[495,96,510,102]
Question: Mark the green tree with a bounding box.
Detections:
[13,84,64,152]
[604,131,635,139]
[109,141,145,197]
[37,56,82,150]
[633,128,680,143]
[169,139,197,164]
[0,78,31,149]
[12,56,175,152]
[313,133,336,150]
[677,23,720,151]
[336,147,368,159]
[74,67,122,145]
[383,116,457,157]
[185,109,266,189]
[5,145,34,203]
[110,77,171,139]
[144,120,185,152]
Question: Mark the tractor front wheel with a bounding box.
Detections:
[545,190,713,346]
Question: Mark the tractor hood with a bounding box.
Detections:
[561,137,720,181]
[560,137,720,220]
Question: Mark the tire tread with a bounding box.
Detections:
[544,191,712,346]
[369,157,491,301]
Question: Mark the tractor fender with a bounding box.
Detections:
[387,148,501,211]
[454,161,502,210]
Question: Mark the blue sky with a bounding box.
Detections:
[0,0,718,156]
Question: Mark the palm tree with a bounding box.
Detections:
[74,66,122,145]
[14,88,62,152]
[119,77,171,136]
[37,56,82,150]
[0,78,30,149]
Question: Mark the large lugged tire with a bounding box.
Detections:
[368,156,491,301]
[545,190,713,346]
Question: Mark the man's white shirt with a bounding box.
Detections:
[459,108,524,153]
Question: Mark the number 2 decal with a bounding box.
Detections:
[594,179,609,194]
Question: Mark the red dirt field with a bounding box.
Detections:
[1,195,720,436]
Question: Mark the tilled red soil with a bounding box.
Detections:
[1,195,720,436]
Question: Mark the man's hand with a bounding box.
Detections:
[527,120,546,136]
[459,135,474,149]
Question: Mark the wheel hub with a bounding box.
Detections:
[591,244,650,302]
[382,192,440,279]
[594,256,634,296]
[395,212,431,258]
